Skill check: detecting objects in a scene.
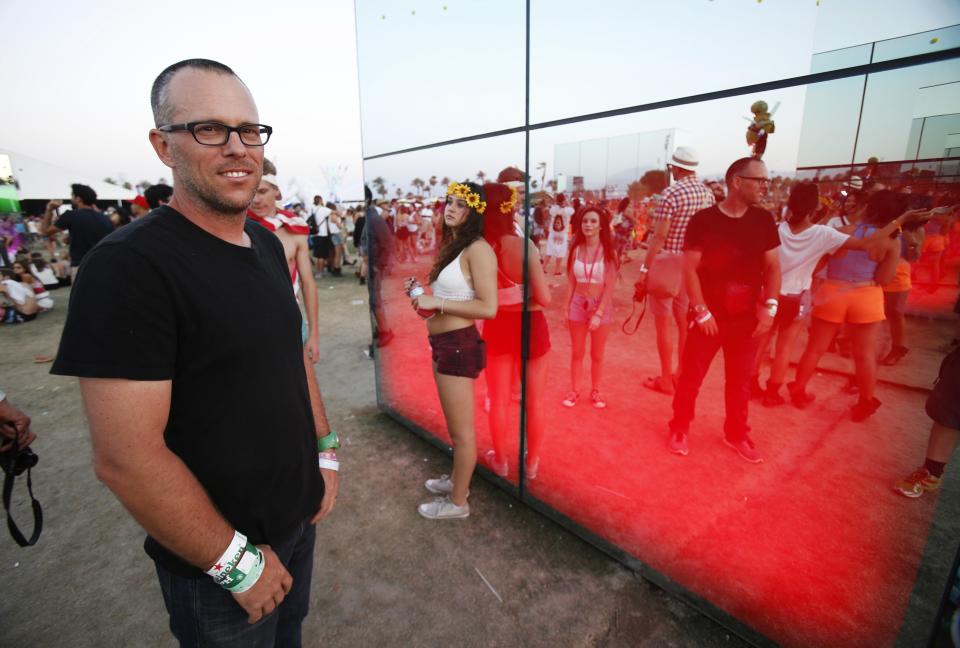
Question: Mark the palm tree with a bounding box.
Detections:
[428,175,437,197]
[411,177,425,197]
[441,176,451,188]
[476,171,486,184]
[372,176,388,199]
[395,187,403,198]
[536,161,547,188]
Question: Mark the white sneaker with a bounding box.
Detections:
[484,450,509,477]
[424,475,454,495]
[418,496,470,519]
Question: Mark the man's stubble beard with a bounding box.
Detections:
[172,150,258,220]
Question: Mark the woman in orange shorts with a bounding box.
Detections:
[790,191,904,421]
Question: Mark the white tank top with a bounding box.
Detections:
[432,251,475,301]
[572,249,605,284]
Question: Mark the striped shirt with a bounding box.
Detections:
[653,176,716,253]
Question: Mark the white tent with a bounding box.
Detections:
[0,148,137,201]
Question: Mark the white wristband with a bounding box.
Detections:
[318,457,340,472]
[696,311,713,325]
[205,530,246,579]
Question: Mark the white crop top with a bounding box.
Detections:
[432,251,475,301]
[572,256,605,284]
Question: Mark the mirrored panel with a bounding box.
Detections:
[528,1,820,123]
[873,24,960,63]
[364,133,527,488]
[525,79,959,647]
[855,59,960,163]
[355,0,525,156]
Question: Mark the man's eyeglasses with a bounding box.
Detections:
[157,121,273,147]
[737,175,770,186]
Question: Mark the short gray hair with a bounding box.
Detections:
[150,59,240,127]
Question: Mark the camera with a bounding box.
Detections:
[0,423,42,547]
[1,443,38,476]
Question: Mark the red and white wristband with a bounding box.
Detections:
[318,450,339,472]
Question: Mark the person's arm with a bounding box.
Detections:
[639,198,672,279]
[414,241,498,319]
[40,201,64,236]
[754,248,781,337]
[524,238,552,308]
[873,237,901,286]
[841,209,928,251]
[684,249,718,336]
[590,256,618,331]
[295,238,320,364]
[80,378,292,623]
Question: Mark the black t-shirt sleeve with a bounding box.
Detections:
[55,210,74,231]
[683,209,708,251]
[51,242,177,380]
[761,211,780,251]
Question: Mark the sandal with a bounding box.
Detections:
[880,345,909,366]
[642,376,674,395]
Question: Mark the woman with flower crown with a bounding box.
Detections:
[406,181,498,520]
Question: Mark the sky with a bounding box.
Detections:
[1,0,957,203]
[0,0,365,203]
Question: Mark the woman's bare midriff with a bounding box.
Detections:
[426,311,474,335]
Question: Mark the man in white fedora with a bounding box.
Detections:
[636,146,715,395]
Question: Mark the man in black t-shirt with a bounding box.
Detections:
[40,183,113,277]
[51,59,339,645]
[668,157,781,464]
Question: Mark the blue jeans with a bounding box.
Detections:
[155,520,316,648]
[670,312,759,441]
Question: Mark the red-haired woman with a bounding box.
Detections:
[563,205,618,408]
[481,183,552,479]
[407,181,498,519]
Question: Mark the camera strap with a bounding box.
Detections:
[1,425,42,547]
[621,294,647,336]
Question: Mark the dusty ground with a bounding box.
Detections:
[0,273,754,648]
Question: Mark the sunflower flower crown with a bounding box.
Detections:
[446,182,486,214]
[500,185,518,214]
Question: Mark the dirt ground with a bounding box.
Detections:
[0,272,755,648]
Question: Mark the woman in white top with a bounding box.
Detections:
[758,182,925,406]
[1,267,40,323]
[563,206,618,409]
[406,181,497,520]
[12,261,53,310]
[544,193,574,275]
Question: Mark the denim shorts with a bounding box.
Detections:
[428,325,486,378]
[567,293,613,325]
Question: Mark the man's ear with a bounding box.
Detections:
[149,130,176,170]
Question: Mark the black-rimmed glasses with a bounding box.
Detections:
[737,175,771,186]
[157,121,273,146]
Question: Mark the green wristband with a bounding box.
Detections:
[219,541,263,591]
[317,431,340,451]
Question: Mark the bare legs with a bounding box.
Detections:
[569,322,610,394]
[653,309,686,391]
[793,317,841,392]
[768,319,804,386]
[433,366,477,507]
[486,353,548,471]
[848,322,880,402]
